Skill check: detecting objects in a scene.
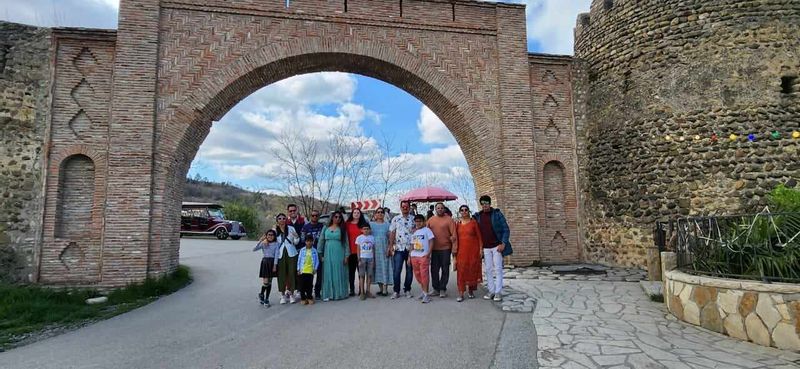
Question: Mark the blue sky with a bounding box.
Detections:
[2,0,591,205]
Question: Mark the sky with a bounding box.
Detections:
[1,0,592,207]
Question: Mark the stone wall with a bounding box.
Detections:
[573,0,800,268]
[0,23,51,283]
[664,269,800,351]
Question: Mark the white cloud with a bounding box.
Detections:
[92,0,119,9]
[194,73,381,181]
[524,0,591,54]
[484,0,591,55]
[416,106,455,145]
[397,144,467,174]
[0,0,119,28]
[247,72,357,110]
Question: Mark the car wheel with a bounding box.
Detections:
[215,228,229,240]
[231,236,241,240]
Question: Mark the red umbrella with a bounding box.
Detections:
[400,186,458,202]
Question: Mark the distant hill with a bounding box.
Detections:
[183,178,341,219]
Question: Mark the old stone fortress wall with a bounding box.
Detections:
[0,0,798,292]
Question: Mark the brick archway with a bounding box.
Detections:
[149,46,507,275]
[34,0,570,287]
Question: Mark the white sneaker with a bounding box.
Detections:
[391,292,399,299]
[289,295,297,304]
[279,295,287,304]
[294,290,301,299]
[493,295,502,302]
[405,291,413,299]
[483,294,494,300]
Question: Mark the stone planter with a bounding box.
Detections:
[663,269,800,351]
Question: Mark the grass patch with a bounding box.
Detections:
[0,265,191,351]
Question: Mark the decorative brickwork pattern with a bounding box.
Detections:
[529,55,581,263]
[38,29,115,284]
[573,0,800,268]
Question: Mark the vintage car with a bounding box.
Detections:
[180,202,247,240]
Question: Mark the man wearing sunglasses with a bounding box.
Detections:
[287,204,306,236]
[301,210,325,300]
[388,200,416,299]
[473,195,512,301]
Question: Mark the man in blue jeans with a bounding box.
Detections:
[388,200,415,299]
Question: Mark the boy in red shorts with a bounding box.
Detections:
[410,214,435,303]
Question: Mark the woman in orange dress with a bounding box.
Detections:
[455,204,483,302]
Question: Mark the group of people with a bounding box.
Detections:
[252,196,511,307]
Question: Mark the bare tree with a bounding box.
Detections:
[271,129,323,216]
[375,133,415,206]
[450,167,477,210]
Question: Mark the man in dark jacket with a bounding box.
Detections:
[473,195,512,301]
[287,204,306,236]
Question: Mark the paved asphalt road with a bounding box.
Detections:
[1,238,534,369]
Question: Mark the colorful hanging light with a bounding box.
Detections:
[729,133,738,141]
[747,133,756,142]
[793,131,800,139]
[711,133,718,142]
[693,135,701,141]
[771,131,781,139]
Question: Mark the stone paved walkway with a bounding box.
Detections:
[509,279,800,369]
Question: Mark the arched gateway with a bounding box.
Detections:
[24,0,582,287]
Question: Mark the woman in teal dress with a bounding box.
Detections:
[318,211,350,301]
[370,209,393,296]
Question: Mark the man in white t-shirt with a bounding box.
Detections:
[410,214,434,304]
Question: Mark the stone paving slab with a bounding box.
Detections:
[505,266,648,283]
[509,279,800,369]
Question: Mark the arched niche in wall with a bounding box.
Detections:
[543,160,566,229]
[55,154,95,239]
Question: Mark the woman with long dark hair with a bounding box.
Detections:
[455,205,483,302]
[318,211,350,301]
[272,213,299,304]
[345,208,369,296]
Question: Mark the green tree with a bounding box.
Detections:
[222,201,263,239]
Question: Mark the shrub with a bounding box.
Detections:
[222,201,262,239]
[768,184,800,212]
[686,185,800,282]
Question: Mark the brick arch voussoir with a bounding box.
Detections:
[160,37,501,189]
[540,156,568,170]
[49,145,107,176]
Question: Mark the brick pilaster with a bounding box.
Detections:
[495,4,539,264]
[101,0,161,283]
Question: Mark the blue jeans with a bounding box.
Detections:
[392,250,413,294]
